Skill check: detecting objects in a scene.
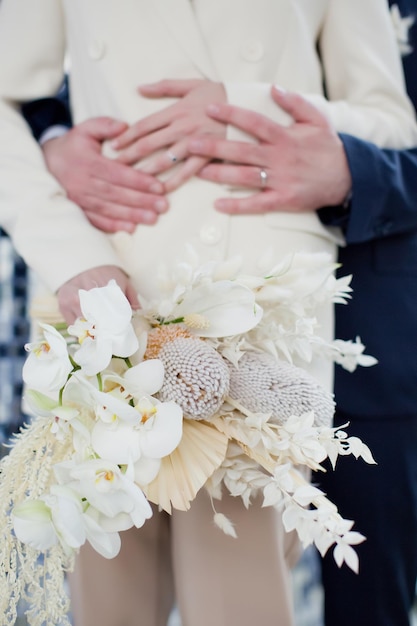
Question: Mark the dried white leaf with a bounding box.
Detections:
[293,485,324,506]
[333,542,360,573]
[213,513,237,538]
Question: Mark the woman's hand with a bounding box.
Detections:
[57,265,139,324]
[111,79,227,192]
[188,86,352,214]
[42,117,168,233]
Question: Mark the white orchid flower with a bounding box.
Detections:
[22,323,73,393]
[91,395,183,466]
[99,359,165,404]
[24,387,93,446]
[168,280,263,337]
[68,280,139,376]
[12,499,58,551]
[13,486,124,559]
[24,389,76,419]
[82,508,121,558]
[12,486,86,553]
[54,459,153,529]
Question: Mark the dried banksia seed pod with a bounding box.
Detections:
[145,325,193,360]
[228,352,335,427]
[155,335,230,420]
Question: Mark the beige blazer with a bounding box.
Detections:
[0,0,416,296]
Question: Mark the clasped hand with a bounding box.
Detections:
[46,80,351,323]
[48,78,227,322]
[112,79,227,191]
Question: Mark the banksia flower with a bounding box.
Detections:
[145,325,192,360]
[228,352,335,427]
[146,327,230,420]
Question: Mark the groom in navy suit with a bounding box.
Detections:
[318,2,417,624]
[21,1,417,623]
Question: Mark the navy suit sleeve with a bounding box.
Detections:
[320,0,417,247]
[21,78,72,141]
[332,135,417,245]
[319,137,417,245]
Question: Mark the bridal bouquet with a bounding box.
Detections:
[0,250,376,625]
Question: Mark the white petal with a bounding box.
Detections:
[23,353,71,392]
[40,324,70,357]
[127,490,153,528]
[133,456,161,486]
[93,387,140,423]
[12,500,57,550]
[24,390,58,416]
[79,280,132,331]
[92,420,142,464]
[139,402,183,458]
[96,511,135,532]
[110,324,139,359]
[83,510,122,559]
[74,335,113,376]
[48,488,86,548]
[83,483,133,519]
[174,282,263,337]
[123,359,165,396]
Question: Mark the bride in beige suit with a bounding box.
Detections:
[0,1,416,624]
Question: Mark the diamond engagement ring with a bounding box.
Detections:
[259,168,268,189]
[167,151,178,163]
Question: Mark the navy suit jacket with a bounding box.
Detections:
[21,79,71,141]
[322,0,417,418]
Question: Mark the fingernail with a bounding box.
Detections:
[149,182,164,194]
[273,85,287,95]
[121,222,135,233]
[155,199,168,213]
[215,199,228,211]
[207,104,220,115]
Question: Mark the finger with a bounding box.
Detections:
[76,117,129,141]
[111,110,172,150]
[90,157,165,195]
[164,155,209,192]
[188,136,264,166]
[204,103,287,145]
[84,211,137,233]
[140,145,187,176]
[58,289,82,324]
[116,126,180,164]
[271,86,329,128]
[86,177,168,213]
[125,283,140,310]
[138,79,202,98]
[199,163,267,189]
[84,209,160,233]
[83,197,162,225]
[214,190,284,215]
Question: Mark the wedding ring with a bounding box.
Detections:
[259,168,268,189]
[167,151,178,163]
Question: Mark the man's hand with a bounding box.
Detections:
[111,79,227,192]
[57,265,139,324]
[42,117,169,233]
[188,86,352,214]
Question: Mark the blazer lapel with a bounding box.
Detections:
[151,0,219,80]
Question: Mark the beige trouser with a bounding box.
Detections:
[69,489,300,626]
